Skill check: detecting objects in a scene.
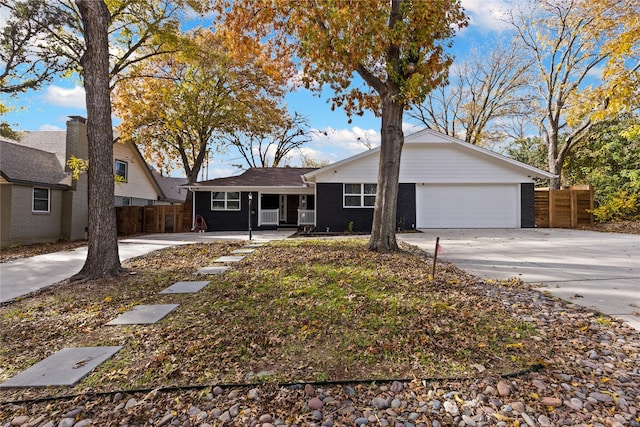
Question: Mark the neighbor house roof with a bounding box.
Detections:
[0,140,71,188]
[17,130,68,167]
[152,170,189,203]
[187,167,318,189]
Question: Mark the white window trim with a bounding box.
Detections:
[343,183,376,208]
[114,159,128,182]
[32,187,50,213]
[211,191,241,211]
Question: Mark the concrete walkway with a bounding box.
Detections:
[0,231,292,303]
[399,229,640,331]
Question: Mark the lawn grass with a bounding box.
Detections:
[0,239,547,401]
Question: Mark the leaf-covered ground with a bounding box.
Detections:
[0,239,548,402]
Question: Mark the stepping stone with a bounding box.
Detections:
[0,346,122,388]
[194,266,229,275]
[244,243,265,248]
[231,248,255,254]
[106,304,180,325]
[160,281,210,294]
[214,255,245,263]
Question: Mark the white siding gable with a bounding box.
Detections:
[307,129,554,184]
[399,143,537,184]
[311,152,380,183]
[113,142,160,201]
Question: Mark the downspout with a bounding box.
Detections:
[191,188,196,231]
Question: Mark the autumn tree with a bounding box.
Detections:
[564,115,640,221]
[114,29,292,186]
[573,0,640,143]
[510,0,638,189]
[0,0,70,138]
[0,0,70,93]
[410,37,533,148]
[1,0,207,279]
[225,112,313,169]
[222,0,467,252]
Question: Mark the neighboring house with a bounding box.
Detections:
[0,116,185,247]
[0,140,76,246]
[111,138,170,207]
[151,170,189,205]
[186,129,556,232]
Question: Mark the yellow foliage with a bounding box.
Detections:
[219,0,468,117]
[505,342,524,350]
[112,28,291,175]
[66,156,89,180]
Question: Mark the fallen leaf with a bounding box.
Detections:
[471,363,486,373]
[72,358,90,369]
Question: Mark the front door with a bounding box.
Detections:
[286,195,299,225]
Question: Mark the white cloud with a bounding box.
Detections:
[297,146,331,163]
[0,6,9,30]
[460,0,512,32]
[39,124,64,131]
[403,122,423,136]
[43,85,86,109]
[586,64,605,80]
[311,126,380,153]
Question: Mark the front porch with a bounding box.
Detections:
[258,194,315,227]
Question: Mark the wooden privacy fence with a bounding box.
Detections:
[535,185,594,228]
[116,203,192,235]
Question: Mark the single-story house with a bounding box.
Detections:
[185,129,556,232]
[1,116,186,247]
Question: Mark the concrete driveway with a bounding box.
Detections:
[0,231,292,304]
[399,229,640,331]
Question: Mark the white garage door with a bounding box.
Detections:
[416,184,520,228]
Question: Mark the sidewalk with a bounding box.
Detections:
[0,231,292,303]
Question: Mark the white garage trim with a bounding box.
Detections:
[416,184,520,228]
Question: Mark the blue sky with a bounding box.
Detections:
[2,0,512,179]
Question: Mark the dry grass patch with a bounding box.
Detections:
[0,239,547,402]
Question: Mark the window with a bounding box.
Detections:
[211,192,241,211]
[122,197,131,206]
[33,188,50,212]
[114,160,128,182]
[344,183,376,207]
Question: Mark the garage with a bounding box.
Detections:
[416,183,520,228]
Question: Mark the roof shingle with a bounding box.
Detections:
[193,167,318,188]
[1,141,71,188]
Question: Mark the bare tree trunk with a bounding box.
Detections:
[73,0,123,280]
[368,97,404,253]
[546,129,561,190]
